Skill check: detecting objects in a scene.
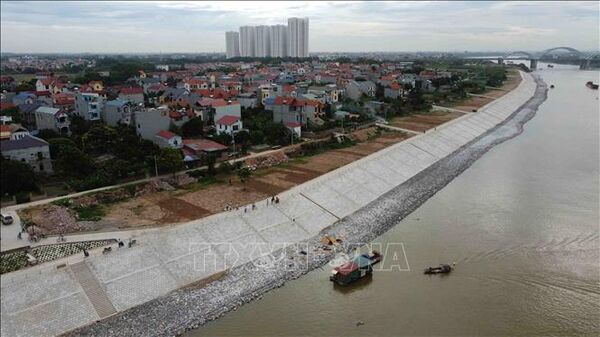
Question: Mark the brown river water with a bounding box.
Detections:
[189,64,600,336]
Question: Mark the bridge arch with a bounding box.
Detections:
[584,52,600,60]
[539,47,583,59]
[504,51,534,59]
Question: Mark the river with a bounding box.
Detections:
[189,64,599,336]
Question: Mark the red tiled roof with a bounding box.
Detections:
[53,93,75,105]
[120,87,143,95]
[0,124,11,132]
[390,82,402,90]
[187,78,208,85]
[156,130,178,139]
[211,99,228,107]
[0,102,16,111]
[0,76,14,83]
[38,78,54,86]
[216,115,240,126]
[34,91,51,97]
[286,122,302,128]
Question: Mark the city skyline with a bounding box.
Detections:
[231,17,308,58]
[0,1,598,53]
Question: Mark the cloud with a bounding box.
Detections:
[1,1,598,53]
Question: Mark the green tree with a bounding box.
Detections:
[234,130,251,153]
[205,153,217,176]
[237,167,253,184]
[0,158,38,196]
[168,122,182,136]
[181,117,204,137]
[83,124,117,155]
[263,122,290,146]
[156,148,183,175]
[53,144,95,178]
[0,107,22,124]
[37,129,61,141]
[166,76,178,88]
[48,138,79,157]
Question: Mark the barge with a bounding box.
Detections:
[330,251,382,286]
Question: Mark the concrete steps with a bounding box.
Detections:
[70,262,116,318]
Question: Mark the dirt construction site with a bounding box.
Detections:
[18,127,413,234]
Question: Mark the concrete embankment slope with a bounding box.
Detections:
[1,72,544,337]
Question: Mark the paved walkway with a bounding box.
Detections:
[431,105,472,114]
[375,123,423,135]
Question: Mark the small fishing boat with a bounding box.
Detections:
[330,251,382,286]
[424,264,452,274]
[586,81,599,90]
[550,85,555,89]
[547,64,554,68]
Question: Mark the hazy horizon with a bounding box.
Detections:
[1,1,598,54]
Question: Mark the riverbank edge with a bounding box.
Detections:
[64,74,548,337]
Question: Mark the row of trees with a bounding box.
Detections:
[38,121,183,191]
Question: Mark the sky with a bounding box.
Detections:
[1,1,598,53]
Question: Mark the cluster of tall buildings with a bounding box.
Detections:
[225,17,309,59]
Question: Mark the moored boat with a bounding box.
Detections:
[586,81,599,90]
[424,264,452,275]
[330,251,382,286]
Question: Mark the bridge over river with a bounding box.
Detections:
[500,47,600,70]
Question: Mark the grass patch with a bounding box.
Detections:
[52,198,72,207]
[74,205,105,221]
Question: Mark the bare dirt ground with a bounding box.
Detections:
[451,69,522,111]
[391,69,522,132]
[91,128,412,229]
[391,111,464,133]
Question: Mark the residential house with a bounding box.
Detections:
[35,77,55,92]
[215,115,243,136]
[103,99,133,127]
[154,130,183,149]
[118,87,144,105]
[184,77,210,91]
[52,92,75,112]
[88,81,105,92]
[17,103,43,128]
[384,82,404,100]
[34,106,70,134]
[0,124,10,140]
[308,84,339,104]
[344,80,376,101]
[196,98,241,125]
[1,123,30,140]
[8,124,30,140]
[182,138,228,163]
[271,97,323,127]
[237,92,258,109]
[74,92,104,121]
[12,92,36,106]
[133,107,171,142]
[0,135,53,173]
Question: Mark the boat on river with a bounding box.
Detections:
[330,251,382,286]
[424,264,452,274]
[586,81,599,90]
